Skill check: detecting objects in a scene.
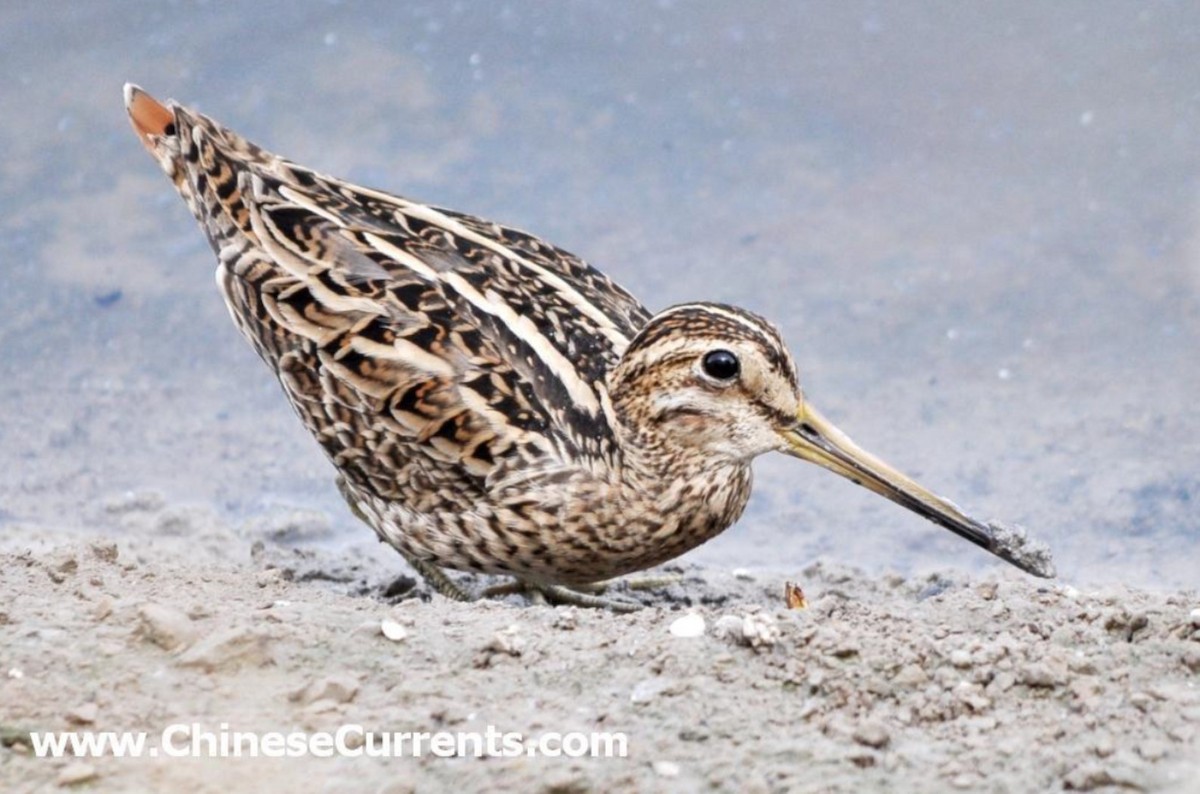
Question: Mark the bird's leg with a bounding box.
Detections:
[568,573,684,594]
[402,553,474,602]
[336,476,473,602]
[480,580,643,613]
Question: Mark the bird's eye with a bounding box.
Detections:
[702,349,740,381]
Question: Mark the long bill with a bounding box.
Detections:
[779,402,1051,577]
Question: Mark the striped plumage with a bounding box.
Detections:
[125,85,1049,602]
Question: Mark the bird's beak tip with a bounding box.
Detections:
[778,401,1057,579]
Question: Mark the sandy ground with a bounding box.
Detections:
[2,509,1198,792]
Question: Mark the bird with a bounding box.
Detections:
[124,84,1052,610]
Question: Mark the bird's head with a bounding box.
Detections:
[610,303,804,462]
[611,302,1047,576]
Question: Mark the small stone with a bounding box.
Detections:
[56,762,97,786]
[47,556,78,584]
[631,678,674,704]
[92,597,114,622]
[893,664,928,687]
[742,612,780,651]
[1062,760,1149,791]
[89,541,119,563]
[652,760,681,777]
[713,615,744,641]
[304,698,341,715]
[1092,734,1115,758]
[380,619,408,642]
[732,568,754,581]
[489,624,523,655]
[990,671,1016,692]
[852,721,890,749]
[66,703,98,725]
[1190,608,1200,629]
[255,568,285,587]
[176,626,273,672]
[474,624,524,667]
[831,641,859,659]
[949,650,972,669]
[1067,655,1097,675]
[291,674,359,706]
[1020,662,1065,688]
[138,603,197,651]
[669,613,706,638]
[552,607,579,631]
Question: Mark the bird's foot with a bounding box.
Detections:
[480,580,643,613]
[568,573,684,594]
[400,558,643,612]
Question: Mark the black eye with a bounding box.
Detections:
[702,349,740,381]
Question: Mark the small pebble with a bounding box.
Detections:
[631,678,674,704]
[91,597,114,622]
[66,703,98,725]
[713,615,744,641]
[990,671,1016,693]
[176,626,272,672]
[56,762,97,786]
[89,541,119,563]
[552,607,579,631]
[380,619,409,642]
[893,664,928,687]
[291,674,359,706]
[741,612,780,651]
[852,721,891,749]
[976,582,999,600]
[483,625,524,657]
[255,568,285,587]
[1189,607,1200,629]
[652,760,681,778]
[138,603,197,651]
[1019,662,1064,688]
[669,613,706,638]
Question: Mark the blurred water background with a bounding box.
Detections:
[1,1,1197,588]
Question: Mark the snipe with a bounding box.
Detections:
[124,85,1053,610]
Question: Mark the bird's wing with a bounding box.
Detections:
[162,103,649,497]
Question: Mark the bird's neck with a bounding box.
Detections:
[613,436,755,552]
